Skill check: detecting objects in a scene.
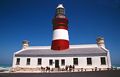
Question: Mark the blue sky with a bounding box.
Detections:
[0,0,120,66]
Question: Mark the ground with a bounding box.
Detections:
[0,70,120,77]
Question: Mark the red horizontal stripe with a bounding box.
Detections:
[51,40,69,50]
[52,18,68,25]
[53,26,68,30]
[53,22,68,27]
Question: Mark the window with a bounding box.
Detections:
[26,58,30,65]
[57,8,64,14]
[101,57,106,65]
[73,58,78,65]
[59,8,64,14]
[16,58,20,65]
[61,59,65,66]
[87,58,92,65]
[49,59,53,65]
[38,58,42,65]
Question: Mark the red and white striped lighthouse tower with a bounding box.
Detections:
[51,4,69,50]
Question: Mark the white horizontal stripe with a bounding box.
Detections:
[53,29,69,40]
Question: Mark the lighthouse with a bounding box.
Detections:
[51,4,69,50]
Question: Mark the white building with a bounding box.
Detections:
[12,4,111,72]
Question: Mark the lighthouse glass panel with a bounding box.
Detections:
[73,58,78,65]
[16,58,20,65]
[101,57,106,65]
[57,8,64,15]
[59,8,64,14]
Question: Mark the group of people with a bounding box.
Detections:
[40,65,75,72]
[65,65,75,71]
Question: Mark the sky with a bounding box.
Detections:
[0,0,120,66]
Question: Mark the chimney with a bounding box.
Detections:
[96,36,105,48]
[22,40,29,49]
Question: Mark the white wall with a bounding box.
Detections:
[13,56,110,69]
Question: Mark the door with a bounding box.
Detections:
[55,60,59,68]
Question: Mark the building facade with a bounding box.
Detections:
[12,4,111,72]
